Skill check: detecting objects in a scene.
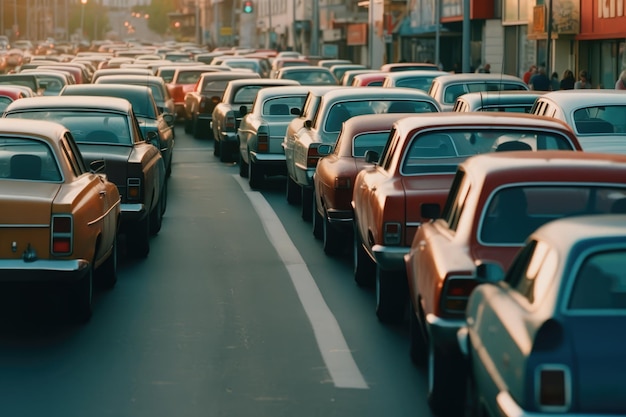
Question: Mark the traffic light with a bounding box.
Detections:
[243,1,253,13]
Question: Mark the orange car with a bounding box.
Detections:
[406,151,626,416]
[0,119,120,323]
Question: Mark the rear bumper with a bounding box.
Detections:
[0,258,89,282]
[120,203,147,224]
[372,244,409,271]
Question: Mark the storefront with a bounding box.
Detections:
[577,0,626,88]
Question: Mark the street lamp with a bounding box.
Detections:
[80,0,87,40]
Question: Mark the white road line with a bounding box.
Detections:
[235,175,369,389]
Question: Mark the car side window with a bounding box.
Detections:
[379,129,401,171]
[510,241,557,305]
[440,170,470,232]
[568,250,626,311]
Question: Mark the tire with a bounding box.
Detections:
[149,196,163,236]
[70,265,93,324]
[375,267,406,323]
[96,234,118,290]
[184,117,192,134]
[128,215,150,258]
[312,195,323,240]
[428,340,467,417]
[301,187,313,222]
[219,141,230,163]
[323,213,344,256]
[409,302,428,367]
[213,138,221,157]
[286,176,301,205]
[239,152,248,178]
[248,158,263,189]
[353,227,376,287]
[193,116,203,139]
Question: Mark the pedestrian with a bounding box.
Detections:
[615,70,626,90]
[475,63,491,73]
[560,69,575,90]
[523,64,537,85]
[529,66,551,91]
[574,70,592,89]
[550,72,560,91]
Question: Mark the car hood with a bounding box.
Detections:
[0,180,60,225]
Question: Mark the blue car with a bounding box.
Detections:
[462,214,626,417]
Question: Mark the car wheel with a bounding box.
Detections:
[428,339,467,417]
[184,117,192,134]
[286,176,301,205]
[375,267,406,323]
[219,141,231,163]
[312,194,323,240]
[323,213,344,256]
[149,196,163,236]
[409,302,428,367]
[128,215,150,258]
[213,138,221,157]
[301,187,313,221]
[70,265,93,324]
[193,116,203,139]
[248,158,263,189]
[239,152,249,178]
[96,234,118,290]
[353,227,375,287]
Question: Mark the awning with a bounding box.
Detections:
[395,17,451,37]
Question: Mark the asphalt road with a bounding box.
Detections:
[0,128,435,417]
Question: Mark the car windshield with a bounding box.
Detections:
[5,111,132,145]
[396,76,437,91]
[569,250,626,311]
[0,137,62,181]
[480,185,626,244]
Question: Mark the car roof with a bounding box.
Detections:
[225,78,300,88]
[384,70,450,80]
[341,113,414,133]
[536,90,626,112]
[457,90,546,105]
[320,86,436,102]
[200,72,261,80]
[4,95,133,113]
[255,85,337,99]
[433,73,527,84]
[0,118,69,139]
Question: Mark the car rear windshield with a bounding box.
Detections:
[0,137,61,181]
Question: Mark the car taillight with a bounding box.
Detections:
[536,366,570,411]
[441,277,479,314]
[258,133,269,152]
[225,111,236,131]
[51,214,72,255]
[334,177,351,189]
[382,222,401,245]
[127,177,141,201]
[307,145,322,168]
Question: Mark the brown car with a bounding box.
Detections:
[0,118,120,323]
[183,71,261,139]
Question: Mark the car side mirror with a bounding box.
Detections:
[90,159,106,174]
[421,203,440,219]
[146,130,159,148]
[163,113,175,125]
[318,144,333,156]
[475,260,505,283]
[364,150,379,164]
[239,105,248,116]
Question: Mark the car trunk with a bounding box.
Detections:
[566,316,626,413]
[269,120,291,154]
[0,181,61,259]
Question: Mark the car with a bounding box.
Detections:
[269,58,311,78]
[0,118,121,322]
[340,69,379,86]
[380,62,440,72]
[352,113,584,324]
[3,96,167,259]
[453,90,546,113]
[274,66,338,86]
[0,73,42,95]
[237,85,310,188]
[0,85,29,112]
[530,90,626,153]
[328,64,368,83]
[406,150,626,416]
[428,73,529,111]
[381,69,449,91]
[318,59,351,69]
[462,213,626,417]
[183,71,261,139]
[94,74,176,131]
[313,113,408,255]
[351,72,388,87]
[165,65,218,119]
[218,57,265,76]
[19,69,73,96]
[60,83,175,177]
[91,67,154,83]
[212,78,300,162]
[285,87,441,221]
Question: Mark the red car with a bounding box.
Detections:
[406,151,626,417]
[351,72,387,87]
[313,113,409,255]
[165,66,219,119]
[351,112,583,323]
